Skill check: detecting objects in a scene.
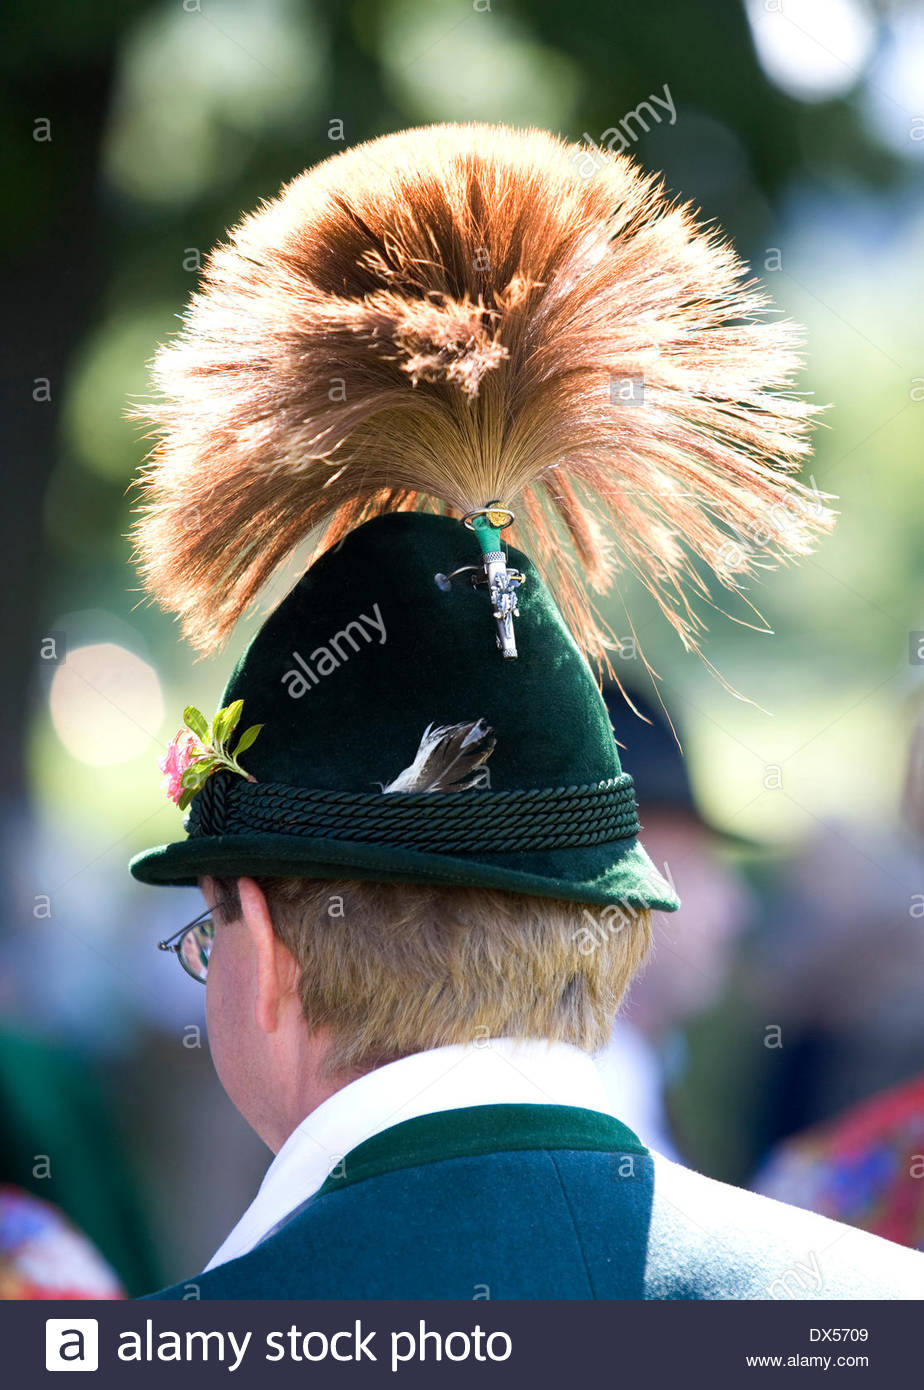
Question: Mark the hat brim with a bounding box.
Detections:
[129,830,679,911]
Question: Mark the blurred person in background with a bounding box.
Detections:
[0,1028,156,1297]
[751,696,924,1249]
[748,826,924,1138]
[595,688,752,1163]
[755,1074,924,1252]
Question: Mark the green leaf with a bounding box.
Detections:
[178,787,195,811]
[183,706,209,742]
[212,699,244,748]
[180,760,213,790]
[233,723,263,757]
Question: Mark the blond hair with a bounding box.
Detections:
[214,877,650,1074]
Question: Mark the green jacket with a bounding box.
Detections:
[146,1104,924,1300]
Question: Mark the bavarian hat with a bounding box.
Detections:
[128,124,829,903]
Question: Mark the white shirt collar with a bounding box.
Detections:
[205,1038,611,1271]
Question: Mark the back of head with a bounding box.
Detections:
[213,877,651,1073]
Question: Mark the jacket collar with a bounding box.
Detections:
[318,1102,647,1197]
[206,1039,631,1271]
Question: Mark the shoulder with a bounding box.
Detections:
[143,1146,598,1300]
[644,1152,924,1300]
[141,1144,924,1301]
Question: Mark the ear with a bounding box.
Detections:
[237,877,299,1034]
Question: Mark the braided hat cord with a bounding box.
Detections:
[190,772,640,854]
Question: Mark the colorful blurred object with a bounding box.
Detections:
[0,1031,161,1295]
[755,1074,924,1251]
[0,1187,123,1299]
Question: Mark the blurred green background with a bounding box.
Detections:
[2,0,923,1291]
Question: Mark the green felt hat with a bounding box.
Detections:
[130,512,679,911]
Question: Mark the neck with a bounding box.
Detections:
[261,1027,364,1154]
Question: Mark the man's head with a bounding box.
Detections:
[201,875,651,1150]
[130,124,825,1157]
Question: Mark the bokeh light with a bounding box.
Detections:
[49,643,164,766]
[745,0,875,102]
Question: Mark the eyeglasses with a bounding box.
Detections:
[157,905,217,984]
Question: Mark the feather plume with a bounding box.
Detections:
[381,720,495,794]
[130,123,833,659]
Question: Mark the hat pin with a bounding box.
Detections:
[435,503,525,659]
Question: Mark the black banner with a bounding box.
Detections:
[12,1298,917,1387]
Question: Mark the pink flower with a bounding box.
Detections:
[159,729,204,805]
